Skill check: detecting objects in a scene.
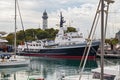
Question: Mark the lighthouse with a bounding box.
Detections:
[42,10,48,30]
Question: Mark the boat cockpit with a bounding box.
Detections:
[92,72,115,80]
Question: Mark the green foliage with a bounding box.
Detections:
[111,38,119,45]
[5,27,77,45]
[37,30,49,39]
[66,27,77,32]
[105,39,111,44]
[5,33,14,45]
[105,38,119,45]
[105,38,119,50]
[17,30,24,40]
[45,28,58,39]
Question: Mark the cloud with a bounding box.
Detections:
[0,0,120,38]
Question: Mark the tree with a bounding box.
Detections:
[6,33,14,45]
[105,38,119,50]
[66,27,77,32]
[45,28,58,39]
[37,30,49,39]
[17,30,24,40]
[5,27,76,45]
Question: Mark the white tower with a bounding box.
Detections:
[42,10,48,30]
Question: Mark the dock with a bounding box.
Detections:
[97,50,120,59]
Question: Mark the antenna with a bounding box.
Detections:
[60,12,66,28]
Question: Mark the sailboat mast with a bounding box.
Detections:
[101,0,105,80]
[14,0,17,55]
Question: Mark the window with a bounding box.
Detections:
[36,44,38,46]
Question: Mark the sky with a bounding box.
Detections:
[0,0,120,38]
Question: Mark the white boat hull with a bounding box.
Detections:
[62,74,99,80]
[0,59,30,67]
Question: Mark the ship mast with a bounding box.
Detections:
[60,12,65,28]
[14,0,17,56]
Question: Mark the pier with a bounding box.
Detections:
[97,50,120,59]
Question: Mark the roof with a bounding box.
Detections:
[0,39,8,42]
[116,31,120,34]
[43,10,47,15]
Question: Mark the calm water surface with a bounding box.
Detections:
[0,56,119,80]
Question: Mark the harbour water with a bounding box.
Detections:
[0,56,119,80]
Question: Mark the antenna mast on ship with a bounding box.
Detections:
[60,12,66,28]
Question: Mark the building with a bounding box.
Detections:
[42,10,48,30]
[115,30,120,42]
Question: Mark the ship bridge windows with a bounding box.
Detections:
[62,37,68,40]
[72,36,82,38]
[28,43,41,47]
[37,44,41,46]
[36,44,38,46]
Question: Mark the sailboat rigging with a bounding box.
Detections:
[0,0,30,67]
[60,0,120,80]
[14,0,17,57]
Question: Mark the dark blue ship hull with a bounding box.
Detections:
[16,43,100,60]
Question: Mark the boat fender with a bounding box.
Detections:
[7,56,11,59]
[1,55,5,59]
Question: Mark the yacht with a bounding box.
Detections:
[17,12,100,60]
